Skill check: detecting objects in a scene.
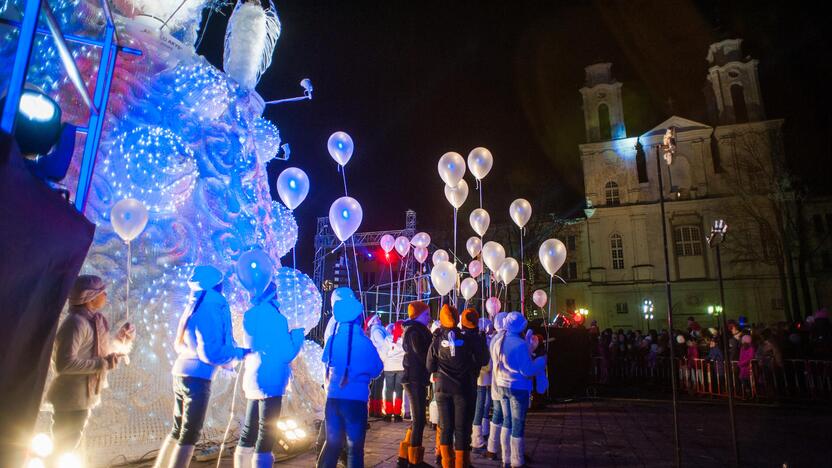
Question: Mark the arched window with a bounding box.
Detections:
[605,181,620,206]
[730,84,749,123]
[674,225,702,256]
[598,103,612,140]
[610,233,624,270]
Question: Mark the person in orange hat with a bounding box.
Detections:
[397,301,433,467]
[427,305,479,468]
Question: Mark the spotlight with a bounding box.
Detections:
[56,452,82,468]
[30,433,53,458]
[6,89,63,156]
[300,78,313,98]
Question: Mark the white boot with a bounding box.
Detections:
[168,444,195,468]
[252,451,274,467]
[510,436,525,467]
[486,422,501,456]
[233,446,254,468]
[500,426,511,465]
[152,436,176,468]
[471,424,484,449]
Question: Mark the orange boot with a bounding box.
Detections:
[397,429,412,466]
[408,446,428,467]
[434,426,442,464]
[439,445,454,468]
[454,450,470,468]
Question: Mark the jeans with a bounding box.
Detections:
[436,393,470,450]
[472,386,492,426]
[500,387,530,438]
[317,398,368,468]
[170,376,212,445]
[51,409,90,455]
[239,397,283,453]
[403,383,428,446]
[370,375,384,401]
[384,370,404,401]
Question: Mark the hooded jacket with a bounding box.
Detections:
[493,312,546,391]
[241,284,305,399]
[365,315,391,365]
[384,321,406,372]
[322,299,383,401]
[401,319,432,387]
[427,307,478,394]
[460,310,490,381]
[172,270,242,380]
[489,312,508,399]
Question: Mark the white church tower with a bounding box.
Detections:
[704,38,765,124]
[579,63,626,142]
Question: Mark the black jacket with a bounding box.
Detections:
[461,326,490,374]
[426,326,478,394]
[401,319,433,387]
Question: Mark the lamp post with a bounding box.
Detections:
[707,218,739,466]
[655,128,681,466]
[642,299,655,330]
[707,304,723,328]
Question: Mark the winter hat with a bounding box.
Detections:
[408,301,430,319]
[741,334,752,344]
[493,312,508,332]
[461,308,479,330]
[330,287,355,307]
[505,312,527,334]
[334,297,362,323]
[188,265,223,290]
[392,321,404,342]
[365,314,381,330]
[69,275,107,306]
[439,304,459,328]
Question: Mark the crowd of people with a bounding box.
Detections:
[589,309,832,395]
[45,266,548,468]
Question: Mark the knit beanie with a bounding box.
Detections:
[439,304,459,329]
[68,275,106,306]
[392,320,404,342]
[493,312,508,332]
[408,301,430,319]
[505,311,527,334]
[461,308,479,330]
[364,313,381,331]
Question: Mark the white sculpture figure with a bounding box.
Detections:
[224,0,281,90]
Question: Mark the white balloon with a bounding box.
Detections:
[111,198,149,242]
[276,167,310,210]
[467,147,493,180]
[539,238,567,277]
[443,179,469,209]
[460,277,478,301]
[432,249,450,264]
[437,151,466,187]
[498,257,519,285]
[485,297,501,317]
[380,234,395,253]
[469,208,490,237]
[466,237,482,259]
[411,232,431,248]
[533,289,548,308]
[509,198,532,229]
[328,197,363,242]
[327,131,354,166]
[414,246,429,264]
[395,236,411,257]
[430,260,457,296]
[481,241,506,273]
[468,260,483,278]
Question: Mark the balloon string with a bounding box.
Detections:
[520,228,525,316]
[350,235,363,303]
[341,166,349,197]
[453,207,458,305]
[126,241,131,321]
[389,262,394,319]
[292,246,296,270]
[343,247,352,289]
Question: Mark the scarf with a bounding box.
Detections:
[70,305,109,398]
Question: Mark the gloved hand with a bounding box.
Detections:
[116,322,136,343]
[103,353,121,370]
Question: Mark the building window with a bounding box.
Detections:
[567,235,577,251]
[605,181,620,206]
[562,261,578,280]
[674,225,703,257]
[635,140,649,183]
[610,233,624,270]
[598,103,612,140]
[616,302,629,314]
[730,84,749,123]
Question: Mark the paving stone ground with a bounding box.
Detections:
[183,399,831,467]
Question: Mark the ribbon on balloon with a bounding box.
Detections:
[111,198,149,320]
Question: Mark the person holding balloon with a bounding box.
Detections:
[492,312,548,468]
[485,312,508,461]
[396,301,433,468]
[233,259,306,468]
[383,320,407,422]
[470,315,495,454]
[317,292,383,468]
[365,314,390,418]
[154,265,249,468]
[46,275,135,461]
[459,309,490,457]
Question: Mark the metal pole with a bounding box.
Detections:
[656,146,681,467]
[1,0,42,134]
[716,244,739,466]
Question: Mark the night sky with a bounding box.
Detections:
[196,1,832,270]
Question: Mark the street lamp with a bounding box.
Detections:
[707,218,739,466]
[578,307,589,317]
[642,299,655,330]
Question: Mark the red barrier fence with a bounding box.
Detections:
[590,357,832,401]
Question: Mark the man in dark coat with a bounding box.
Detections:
[397,301,434,467]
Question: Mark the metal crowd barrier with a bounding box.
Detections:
[590,356,832,401]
